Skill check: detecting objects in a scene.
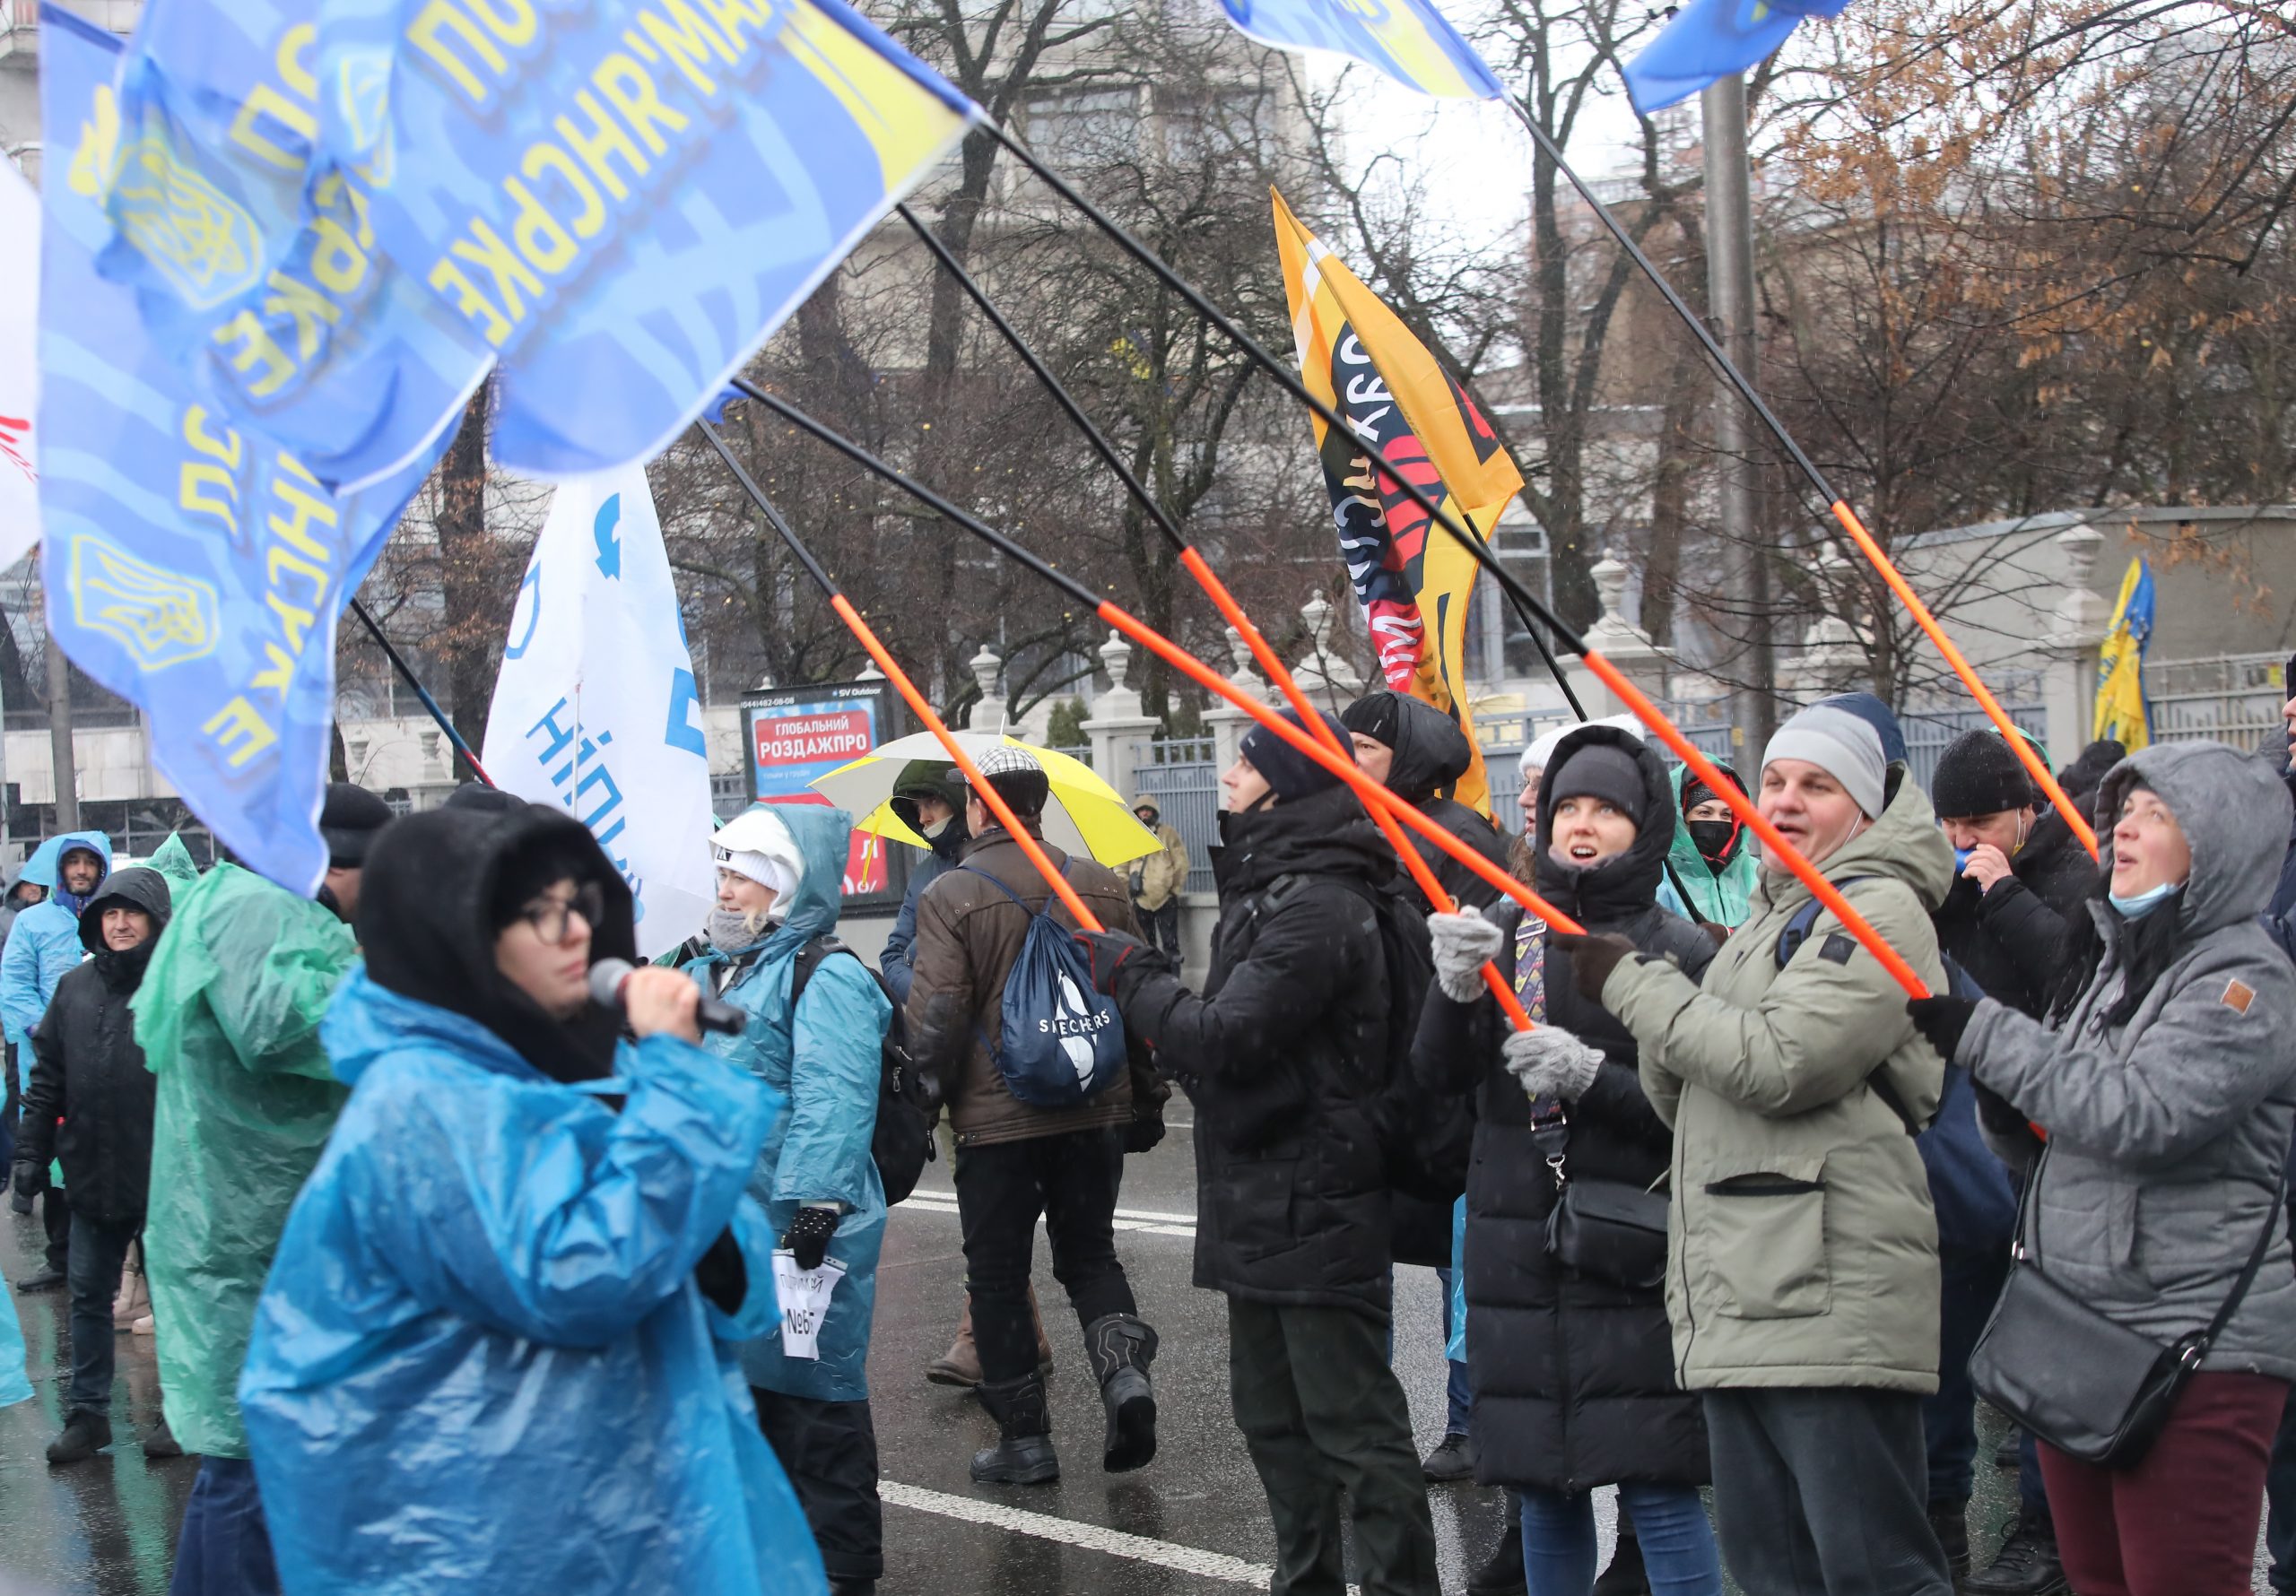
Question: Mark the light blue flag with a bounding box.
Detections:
[97,0,979,485]
[1220,0,1506,99]
[87,4,486,492]
[1622,0,1853,115]
[40,8,444,895]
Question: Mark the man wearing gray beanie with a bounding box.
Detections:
[1549,696,1960,1596]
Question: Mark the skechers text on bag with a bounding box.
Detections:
[959,860,1129,1109]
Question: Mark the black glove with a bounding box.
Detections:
[1123,1107,1166,1155]
[692,1225,747,1314]
[1548,932,1638,1004]
[781,1204,840,1272]
[1906,995,1978,1062]
[12,1160,44,1199]
[1074,929,1161,995]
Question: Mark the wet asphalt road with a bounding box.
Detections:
[0,1121,2257,1595]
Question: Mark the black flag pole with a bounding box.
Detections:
[346,597,495,787]
[896,198,1591,731]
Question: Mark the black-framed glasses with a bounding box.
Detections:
[517,880,605,945]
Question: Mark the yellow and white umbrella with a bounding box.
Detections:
[810,732,1162,867]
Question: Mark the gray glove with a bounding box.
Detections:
[1501,1025,1605,1103]
[1428,907,1504,1003]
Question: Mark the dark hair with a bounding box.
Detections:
[2048,879,2186,1028]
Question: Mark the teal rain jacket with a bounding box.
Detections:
[691,804,891,1402]
[240,971,825,1596]
[1655,763,1758,928]
[1,829,112,1042]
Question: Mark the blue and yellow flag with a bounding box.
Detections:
[2092,556,2154,751]
[1220,0,1505,100]
[94,0,980,485]
[39,9,441,894]
[1622,0,1852,115]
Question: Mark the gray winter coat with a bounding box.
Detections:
[1958,740,2296,1382]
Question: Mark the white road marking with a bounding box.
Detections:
[880,1480,1274,1587]
[900,1190,1196,1238]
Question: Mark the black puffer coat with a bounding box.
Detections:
[1412,724,1714,1491]
[1932,807,2098,1018]
[18,867,172,1227]
[1111,783,1396,1318]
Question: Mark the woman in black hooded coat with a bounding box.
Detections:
[1413,724,1720,1596]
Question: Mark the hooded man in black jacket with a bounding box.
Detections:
[16,866,171,1464]
[1080,707,1439,1596]
[1341,690,1510,916]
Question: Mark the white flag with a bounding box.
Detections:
[483,467,714,958]
[0,160,40,571]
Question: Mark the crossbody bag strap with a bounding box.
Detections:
[2197,1164,2291,1355]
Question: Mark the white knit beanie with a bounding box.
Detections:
[713,807,804,923]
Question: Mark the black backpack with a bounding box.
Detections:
[790,935,940,1206]
[1319,874,1472,1205]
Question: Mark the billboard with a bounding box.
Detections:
[741,680,903,909]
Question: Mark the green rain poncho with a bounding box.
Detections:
[1655,761,1760,928]
[133,863,356,1457]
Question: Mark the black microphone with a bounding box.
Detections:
[587,958,746,1037]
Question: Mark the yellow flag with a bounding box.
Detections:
[1273,189,1522,817]
[2092,557,2153,751]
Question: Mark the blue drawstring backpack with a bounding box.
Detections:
[959,861,1128,1108]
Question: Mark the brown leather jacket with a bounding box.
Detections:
[903,827,1161,1147]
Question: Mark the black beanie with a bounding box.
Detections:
[1931,730,2036,820]
[1338,691,1403,750]
[1239,708,1354,803]
[2058,739,2126,801]
[319,783,396,867]
[1547,743,1644,817]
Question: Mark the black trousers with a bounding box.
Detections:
[1135,900,1182,957]
[754,1388,883,1583]
[66,1209,137,1416]
[1706,1387,1956,1596]
[39,1185,69,1271]
[952,1127,1136,1383]
[1226,1297,1437,1596]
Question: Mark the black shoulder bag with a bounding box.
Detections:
[1969,1145,2286,1469]
[1534,1116,1670,1292]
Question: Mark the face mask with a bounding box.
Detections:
[2109,880,2180,921]
[1686,820,1735,865]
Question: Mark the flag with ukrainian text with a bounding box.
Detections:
[39,10,440,896]
[2092,556,2153,752]
[481,466,715,958]
[1220,0,1505,100]
[1273,188,1518,818]
[89,0,979,488]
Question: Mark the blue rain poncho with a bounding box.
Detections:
[1,829,111,1042]
[690,804,891,1403]
[240,803,826,1596]
[0,1279,30,1407]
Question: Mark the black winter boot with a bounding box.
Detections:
[47,1410,112,1465]
[1927,1498,1970,1579]
[1593,1521,1650,1595]
[972,1373,1059,1486]
[1964,1515,2067,1595]
[1466,1500,1526,1596]
[1083,1314,1158,1473]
